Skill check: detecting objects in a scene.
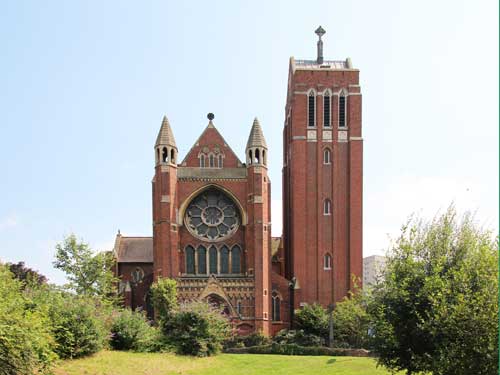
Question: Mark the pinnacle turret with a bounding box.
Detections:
[155,116,178,165]
[246,117,268,167]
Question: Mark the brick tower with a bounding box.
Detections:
[282,26,363,309]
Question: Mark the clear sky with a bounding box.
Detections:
[1,1,498,284]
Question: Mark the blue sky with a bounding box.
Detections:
[1,1,498,284]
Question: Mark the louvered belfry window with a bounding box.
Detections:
[308,92,316,127]
[339,95,346,127]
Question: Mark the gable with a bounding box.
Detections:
[180,123,243,168]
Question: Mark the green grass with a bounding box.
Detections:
[54,350,398,375]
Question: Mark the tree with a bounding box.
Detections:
[294,303,329,339]
[7,261,47,286]
[369,207,498,375]
[53,234,118,303]
[150,277,178,324]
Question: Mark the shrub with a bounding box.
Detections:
[48,293,107,359]
[223,331,271,349]
[110,309,160,352]
[294,303,328,339]
[224,343,372,357]
[166,302,231,357]
[273,329,323,347]
[150,277,178,324]
[0,265,56,375]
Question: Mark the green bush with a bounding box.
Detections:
[48,293,108,359]
[110,309,160,352]
[0,265,56,375]
[332,290,371,349]
[294,303,329,339]
[165,302,231,357]
[273,329,323,346]
[224,343,372,357]
[224,331,271,349]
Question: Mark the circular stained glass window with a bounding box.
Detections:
[184,188,240,241]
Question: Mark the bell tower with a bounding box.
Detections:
[152,115,179,279]
[282,27,363,309]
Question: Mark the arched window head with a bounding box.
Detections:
[323,148,331,164]
[324,199,332,215]
[339,90,347,128]
[200,154,205,168]
[162,147,168,163]
[308,90,316,127]
[185,246,195,274]
[170,149,175,164]
[324,253,332,270]
[323,91,331,127]
[271,291,281,321]
[255,149,260,164]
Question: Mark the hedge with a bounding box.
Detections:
[223,343,373,357]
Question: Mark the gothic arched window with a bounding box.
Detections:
[218,154,223,168]
[170,149,175,163]
[231,246,241,274]
[185,246,195,274]
[339,91,347,128]
[324,199,332,215]
[323,92,331,127]
[236,300,243,316]
[324,253,332,270]
[162,147,168,163]
[209,154,215,168]
[209,246,218,274]
[200,154,205,168]
[323,148,331,164]
[220,245,229,274]
[272,291,281,321]
[308,90,316,127]
[197,245,207,274]
[248,150,253,165]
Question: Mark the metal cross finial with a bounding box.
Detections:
[315,26,326,64]
[315,25,326,40]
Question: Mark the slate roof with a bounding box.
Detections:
[114,235,153,263]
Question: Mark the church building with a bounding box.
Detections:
[113,27,363,336]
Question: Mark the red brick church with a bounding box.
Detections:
[113,27,363,336]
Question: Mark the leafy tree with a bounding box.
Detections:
[294,303,328,339]
[53,234,118,303]
[333,289,371,349]
[0,264,56,375]
[150,277,178,324]
[369,207,498,375]
[7,261,47,286]
[166,301,231,356]
[110,309,160,352]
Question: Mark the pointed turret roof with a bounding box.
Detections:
[246,117,267,149]
[155,116,177,148]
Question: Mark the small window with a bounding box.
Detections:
[248,150,253,164]
[272,291,281,321]
[237,300,243,315]
[170,149,175,163]
[323,148,331,164]
[324,199,332,215]
[339,94,346,128]
[308,91,316,127]
[323,94,331,127]
[324,254,332,270]
[162,147,168,163]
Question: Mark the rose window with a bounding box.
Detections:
[185,188,240,241]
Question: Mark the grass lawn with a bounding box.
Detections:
[54,350,398,375]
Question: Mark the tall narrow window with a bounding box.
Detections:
[323,93,331,127]
[218,154,223,168]
[209,246,217,274]
[272,291,281,321]
[220,246,229,274]
[323,148,331,164]
[209,154,215,168]
[170,149,175,163]
[324,199,332,215]
[308,91,316,127]
[162,147,168,163]
[231,246,241,274]
[185,246,195,274]
[197,246,207,274]
[236,300,243,315]
[324,253,332,270]
[339,94,346,128]
[200,154,205,168]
